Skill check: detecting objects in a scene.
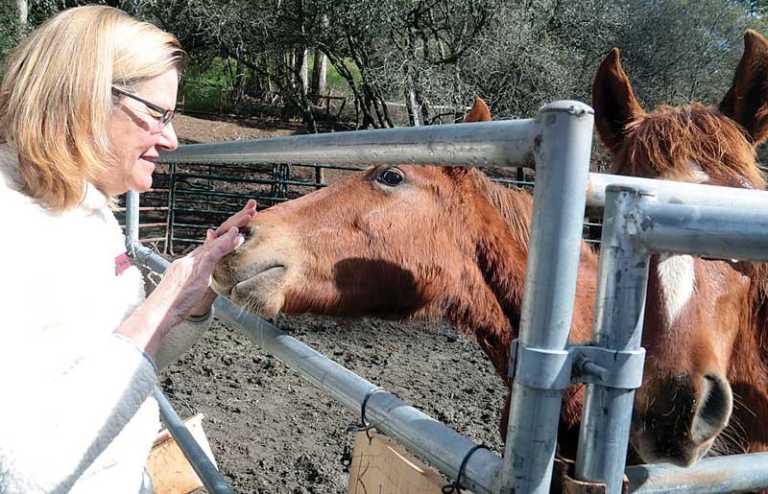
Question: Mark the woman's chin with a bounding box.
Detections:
[128,174,153,193]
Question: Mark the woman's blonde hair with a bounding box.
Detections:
[0,5,186,211]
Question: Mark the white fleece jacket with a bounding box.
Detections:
[0,144,212,494]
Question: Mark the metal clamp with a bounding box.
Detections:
[509,340,645,391]
[570,345,645,390]
[510,340,572,390]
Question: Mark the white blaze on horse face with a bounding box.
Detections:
[652,161,702,328]
[657,253,696,327]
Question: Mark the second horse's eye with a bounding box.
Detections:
[376,168,405,187]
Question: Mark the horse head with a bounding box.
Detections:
[212,97,598,444]
[592,30,768,465]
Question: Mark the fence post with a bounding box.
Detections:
[497,101,593,494]
[165,163,177,254]
[125,190,140,249]
[575,185,651,492]
[153,388,235,494]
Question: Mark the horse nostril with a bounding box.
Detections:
[691,374,733,444]
[240,225,252,240]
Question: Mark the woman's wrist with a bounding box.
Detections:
[188,287,217,319]
[116,298,170,356]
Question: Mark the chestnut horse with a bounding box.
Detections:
[213,31,768,467]
[212,101,598,459]
[592,30,768,465]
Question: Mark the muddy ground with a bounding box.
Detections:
[158,114,506,493]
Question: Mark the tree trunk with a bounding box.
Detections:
[15,0,27,28]
[296,48,309,96]
[405,76,422,127]
[310,48,327,98]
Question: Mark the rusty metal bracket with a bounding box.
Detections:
[552,456,629,494]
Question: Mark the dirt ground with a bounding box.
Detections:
[158,114,505,493]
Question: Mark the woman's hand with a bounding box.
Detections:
[118,199,257,355]
[187,199,258,317]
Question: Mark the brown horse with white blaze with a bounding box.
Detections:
[592,30,768,465]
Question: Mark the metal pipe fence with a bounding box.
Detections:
[575,186,651,492]
[131,105,575,492]
[125,100,768,494]
[498,101,594,494]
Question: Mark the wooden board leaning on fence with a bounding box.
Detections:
[347,431,448,494]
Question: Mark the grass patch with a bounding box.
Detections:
[179,54,361,114]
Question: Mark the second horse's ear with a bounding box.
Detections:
[720,30,768,145]
[592,48,645,153]
[464,96,493,123]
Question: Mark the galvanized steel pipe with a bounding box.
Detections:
[153,388,234,494]
[158,119,538,167]
[587,173,768,210]
[125,191,140,247]
[498,100,595,494]
[634,201,768,261]
[627,453,768,493]
[575,186,652,492]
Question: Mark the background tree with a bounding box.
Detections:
[3,0,766,133]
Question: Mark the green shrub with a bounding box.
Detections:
[180,58,240,113]
[0,5,21,69]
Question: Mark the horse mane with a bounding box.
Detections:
[621,103,766,189]
[744,262,768,366]
[463,168,533,251]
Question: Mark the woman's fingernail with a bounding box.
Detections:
[235,234,245,249]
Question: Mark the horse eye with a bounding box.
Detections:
[376,168,405,187]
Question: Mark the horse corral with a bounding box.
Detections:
[125,31,768,494]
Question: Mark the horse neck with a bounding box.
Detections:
[728,266,768,449]
[444,177,598,380]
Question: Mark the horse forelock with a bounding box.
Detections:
[620,103,766,189]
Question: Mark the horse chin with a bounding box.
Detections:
[228,266,289,318]
[631,431,712,467]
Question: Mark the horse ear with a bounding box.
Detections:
[464,96,492,123]
[719,30,768,145]
[592,48,645,153]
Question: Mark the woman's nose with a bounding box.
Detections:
[157,121,178,151]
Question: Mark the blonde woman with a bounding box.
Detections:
[0,6,255,493]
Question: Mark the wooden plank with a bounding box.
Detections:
[347,431,448,494]
[146,413,218,494]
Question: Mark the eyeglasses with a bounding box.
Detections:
[111,86,176,128]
